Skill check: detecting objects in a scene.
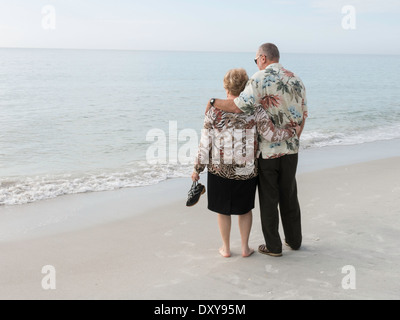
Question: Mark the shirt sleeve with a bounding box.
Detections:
[193,110,213,174]
[255,107,295,142]
[234,78,258,115]
[301,84,308,121]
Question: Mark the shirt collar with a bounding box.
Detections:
[265,63,282,70]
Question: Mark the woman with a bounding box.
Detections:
[192,68,300,258]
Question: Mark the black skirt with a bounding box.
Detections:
[207,172,258,216]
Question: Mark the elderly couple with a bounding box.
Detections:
[192,43,308,258]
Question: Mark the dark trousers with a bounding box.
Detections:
[258,153,302,253]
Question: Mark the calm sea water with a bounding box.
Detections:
[1,48,400,205]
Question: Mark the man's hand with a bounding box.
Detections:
[205,98,242,115]
[192,172,200,182]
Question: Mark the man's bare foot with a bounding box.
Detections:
[242,248,255,258]
[219,247,231,258]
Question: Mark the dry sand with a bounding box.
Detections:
[0,157,399,300]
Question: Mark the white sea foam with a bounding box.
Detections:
[301,123,400,149]
[0,162,193,206]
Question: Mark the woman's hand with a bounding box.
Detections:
[286,123,302,137]
[294,124,301,136]
[192,172,200,182]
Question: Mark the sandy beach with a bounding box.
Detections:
[0,146,399,300]
[1,0,400,304]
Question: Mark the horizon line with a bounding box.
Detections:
[0,46,399,56]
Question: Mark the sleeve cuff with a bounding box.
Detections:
[234,96,255,115]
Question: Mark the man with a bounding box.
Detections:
[206,43,308,257]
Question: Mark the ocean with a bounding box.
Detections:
[1,48,400,205]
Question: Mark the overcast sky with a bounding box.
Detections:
[0,0,399,54]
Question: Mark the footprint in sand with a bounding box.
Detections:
[391,186,400,193]
[265,265,279,274]
[153,278,182,288]
[306,278,332,288]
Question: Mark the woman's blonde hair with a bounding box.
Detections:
[223,68,249,97]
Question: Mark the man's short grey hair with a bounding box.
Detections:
[259,43,280,62]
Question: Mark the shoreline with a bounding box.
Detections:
[2,137,400,208]
[298,137,400,173]
[0,156,399,299]
[1,138,400,242]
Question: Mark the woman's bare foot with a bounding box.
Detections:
[219,247,231,258]
[242,248,255,258]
